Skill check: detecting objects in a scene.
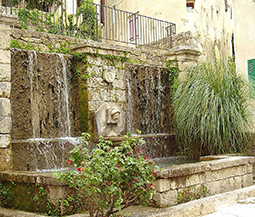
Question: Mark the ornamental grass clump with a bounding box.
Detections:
[173,60,255,159]
[55,132,158,217]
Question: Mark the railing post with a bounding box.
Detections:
[10,0,12,14]
[61,0,64,33]
[134,14,137,47]
[96,4,99,41]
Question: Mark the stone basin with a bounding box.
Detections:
[0,155,253,215]
[151,155,254,207]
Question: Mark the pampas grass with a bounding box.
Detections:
[173,60,254,158]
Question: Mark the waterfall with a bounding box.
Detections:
[126,64,171,135]
[28,51,39,138]
[59,54,71,137]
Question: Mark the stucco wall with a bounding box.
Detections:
[233,0,255,76]
[106,0,234,60]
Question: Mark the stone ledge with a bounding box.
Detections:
[128,184,255,217]
[153,156,254,208]
[0,13,18,26]
[0,170,67,186]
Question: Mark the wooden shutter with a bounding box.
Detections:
[101,0,105,24]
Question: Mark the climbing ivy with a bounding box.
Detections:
[165,58,179,85]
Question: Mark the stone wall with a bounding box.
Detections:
[152,156,254,208]
[0,13,203,171]
[10,28,168,67]
[0,15,17,171]
[0,155,253,215]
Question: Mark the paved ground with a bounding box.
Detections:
[0,185,255,217]
[203,197,255,217]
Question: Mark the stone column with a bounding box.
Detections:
[166,47,202,71]
[0,14,18,171]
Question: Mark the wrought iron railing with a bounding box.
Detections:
[0,0,176,49]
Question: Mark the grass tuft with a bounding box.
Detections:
[173,60,255,158]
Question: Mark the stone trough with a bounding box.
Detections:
[152,155,254,208]
[0,155,253,215]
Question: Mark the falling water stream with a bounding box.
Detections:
[12,50,76,171]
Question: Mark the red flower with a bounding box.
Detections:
[152,171,157,176]
[107,150,109,153]
[65,160,73,165]
[134,178,138,182]
[128,151,132,155]
[77,168,82,172]
[146,183,153,187]
[133,147,139,152]
[116,163,120,168]
[148,161,153,165]
[146,155,149,158]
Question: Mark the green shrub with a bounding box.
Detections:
[55,132,158,217]
[173,60,254,158]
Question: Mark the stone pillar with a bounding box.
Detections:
[0,14,17,171]
[166,47,202,71]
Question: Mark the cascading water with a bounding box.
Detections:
[11,49,80,171]
[125,63,176,158]
[126,64,171,134]
[59,54,71,137]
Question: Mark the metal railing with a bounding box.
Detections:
[0,0,176,50]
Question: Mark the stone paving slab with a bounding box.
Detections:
[203,197,255,217]
[0,184,255,217]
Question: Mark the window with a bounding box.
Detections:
[186,0,195,10]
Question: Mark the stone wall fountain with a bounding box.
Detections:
[0,41,253,215]
[11,49,81,171]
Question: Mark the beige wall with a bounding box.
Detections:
[106,0,234,60]
[233,0,255,76]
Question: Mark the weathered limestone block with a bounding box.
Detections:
[185,173,206,186]
[170,173,205,189]
[0,116,11,133]
[0,82,11,98]
[182,203,202,217]
[110,89,126,102]
[88,88,101,101]
[0,98,11,116]
[0,63,11,81]
[153,190,178,208]
[0,49,11,64]
[93,56,102,66]
[87,77,104,88]
[0,148,12,171]
[0,14,18,27]
[205,180,222,195]
[178,184,207,203]
[87,65,102,77]
[0,134,11,148]
[242,174,253,187]
[200,194,237,216]
[113,79,125,89]
[0,31,11,50]
[153,179,171,192]
[100,89,111,101]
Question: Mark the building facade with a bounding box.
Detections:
[105,0,255,76]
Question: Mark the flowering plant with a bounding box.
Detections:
[56,132,158,217]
